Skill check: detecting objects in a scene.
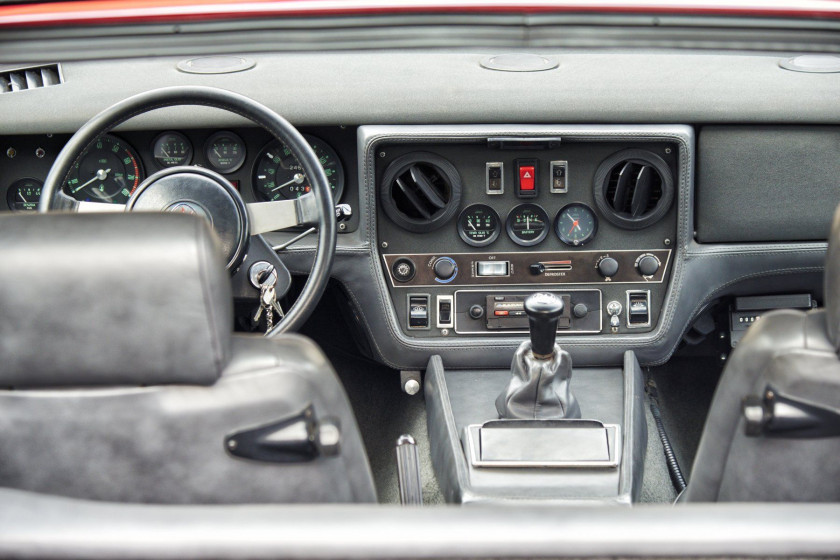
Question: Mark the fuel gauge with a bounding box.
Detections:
[458,204,500,247]
[506,203,549,246]
[6,178,42,212]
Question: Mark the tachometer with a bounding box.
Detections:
[64,135,144,204]
[252,135,344,202]
[555,203,598,246]
[506,203,549,246]
[6,178,42,212]
[458,204,500,247]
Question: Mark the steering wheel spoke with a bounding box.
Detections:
[77,200,127,213]
[247,193,320,236]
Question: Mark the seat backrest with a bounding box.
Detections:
[0,213,232,388]
[0,213,376,504]
[684,207,840,502]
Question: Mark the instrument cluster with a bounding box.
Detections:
[1,128,348,211]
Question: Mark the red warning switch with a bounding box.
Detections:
[519,166,535,190]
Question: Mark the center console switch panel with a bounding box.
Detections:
[458,290,601,334]
[383,250,670,287]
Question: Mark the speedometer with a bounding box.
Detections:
[64,134,144,204]
[252,135,344,202]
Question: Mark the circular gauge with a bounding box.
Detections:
[6,178,42,212]
[506,203,549,247]
[205,131,246,174]
[152,131,193,168]
[555,203,599,246]
[252,135,345,202]
[64,135,144,204]
[457,204,500,247]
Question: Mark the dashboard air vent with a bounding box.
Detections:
[593,149,675,230]
[380,152,462,233]
[0,64,62,94]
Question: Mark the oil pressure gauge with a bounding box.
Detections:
[457,204,500,247]
[555,203,598,246]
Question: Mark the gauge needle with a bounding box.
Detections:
[72,168,110,193]
[526,216,530,230]
[468,218,476,230]
[271,173,305,192]
[568,219,580,235]
[214,148,222,158]
[17,192,27,203]
[161,147,171,158]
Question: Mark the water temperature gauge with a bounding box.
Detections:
[457,204,500,247]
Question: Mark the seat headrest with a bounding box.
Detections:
[826,204,840,352]
[0,213,232,387]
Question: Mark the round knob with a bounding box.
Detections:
[524,293,564,358]
[637,255,660,276]
[433,257,457,281]
[573,303,588,319]
[468,305,484,320]
[392,258,416,282]
[598,257,619,278]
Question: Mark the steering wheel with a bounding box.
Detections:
[38,86,336,336]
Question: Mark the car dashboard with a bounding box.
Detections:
[0,51,836,370]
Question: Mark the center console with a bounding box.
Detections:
[359,125,689,504]
[373,131,679,341]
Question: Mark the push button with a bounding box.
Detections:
[516,159,538,198]
[519,166,535,190]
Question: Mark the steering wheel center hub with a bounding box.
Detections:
[127,166,249,270]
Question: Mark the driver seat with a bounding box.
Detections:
[0,212,376,504]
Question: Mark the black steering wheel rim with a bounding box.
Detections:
[39,85,336,336]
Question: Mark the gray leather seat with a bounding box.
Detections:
[684,206,840,502]
[0,213,376,504]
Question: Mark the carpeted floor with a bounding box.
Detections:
[647,354,724,479]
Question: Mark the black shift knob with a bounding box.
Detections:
[525,292,564,358]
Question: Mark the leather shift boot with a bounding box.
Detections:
[495,340,581,420]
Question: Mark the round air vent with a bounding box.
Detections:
[593,149,674,230]
[380,152,462,233]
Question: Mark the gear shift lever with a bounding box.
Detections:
[527,292,564,359]
[495,293,581,420]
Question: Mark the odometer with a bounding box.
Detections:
[252,135,344,202]
[64,135,143,204]
[555,203,598,246]
[506,203,549,246]
[458,204,500,247]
